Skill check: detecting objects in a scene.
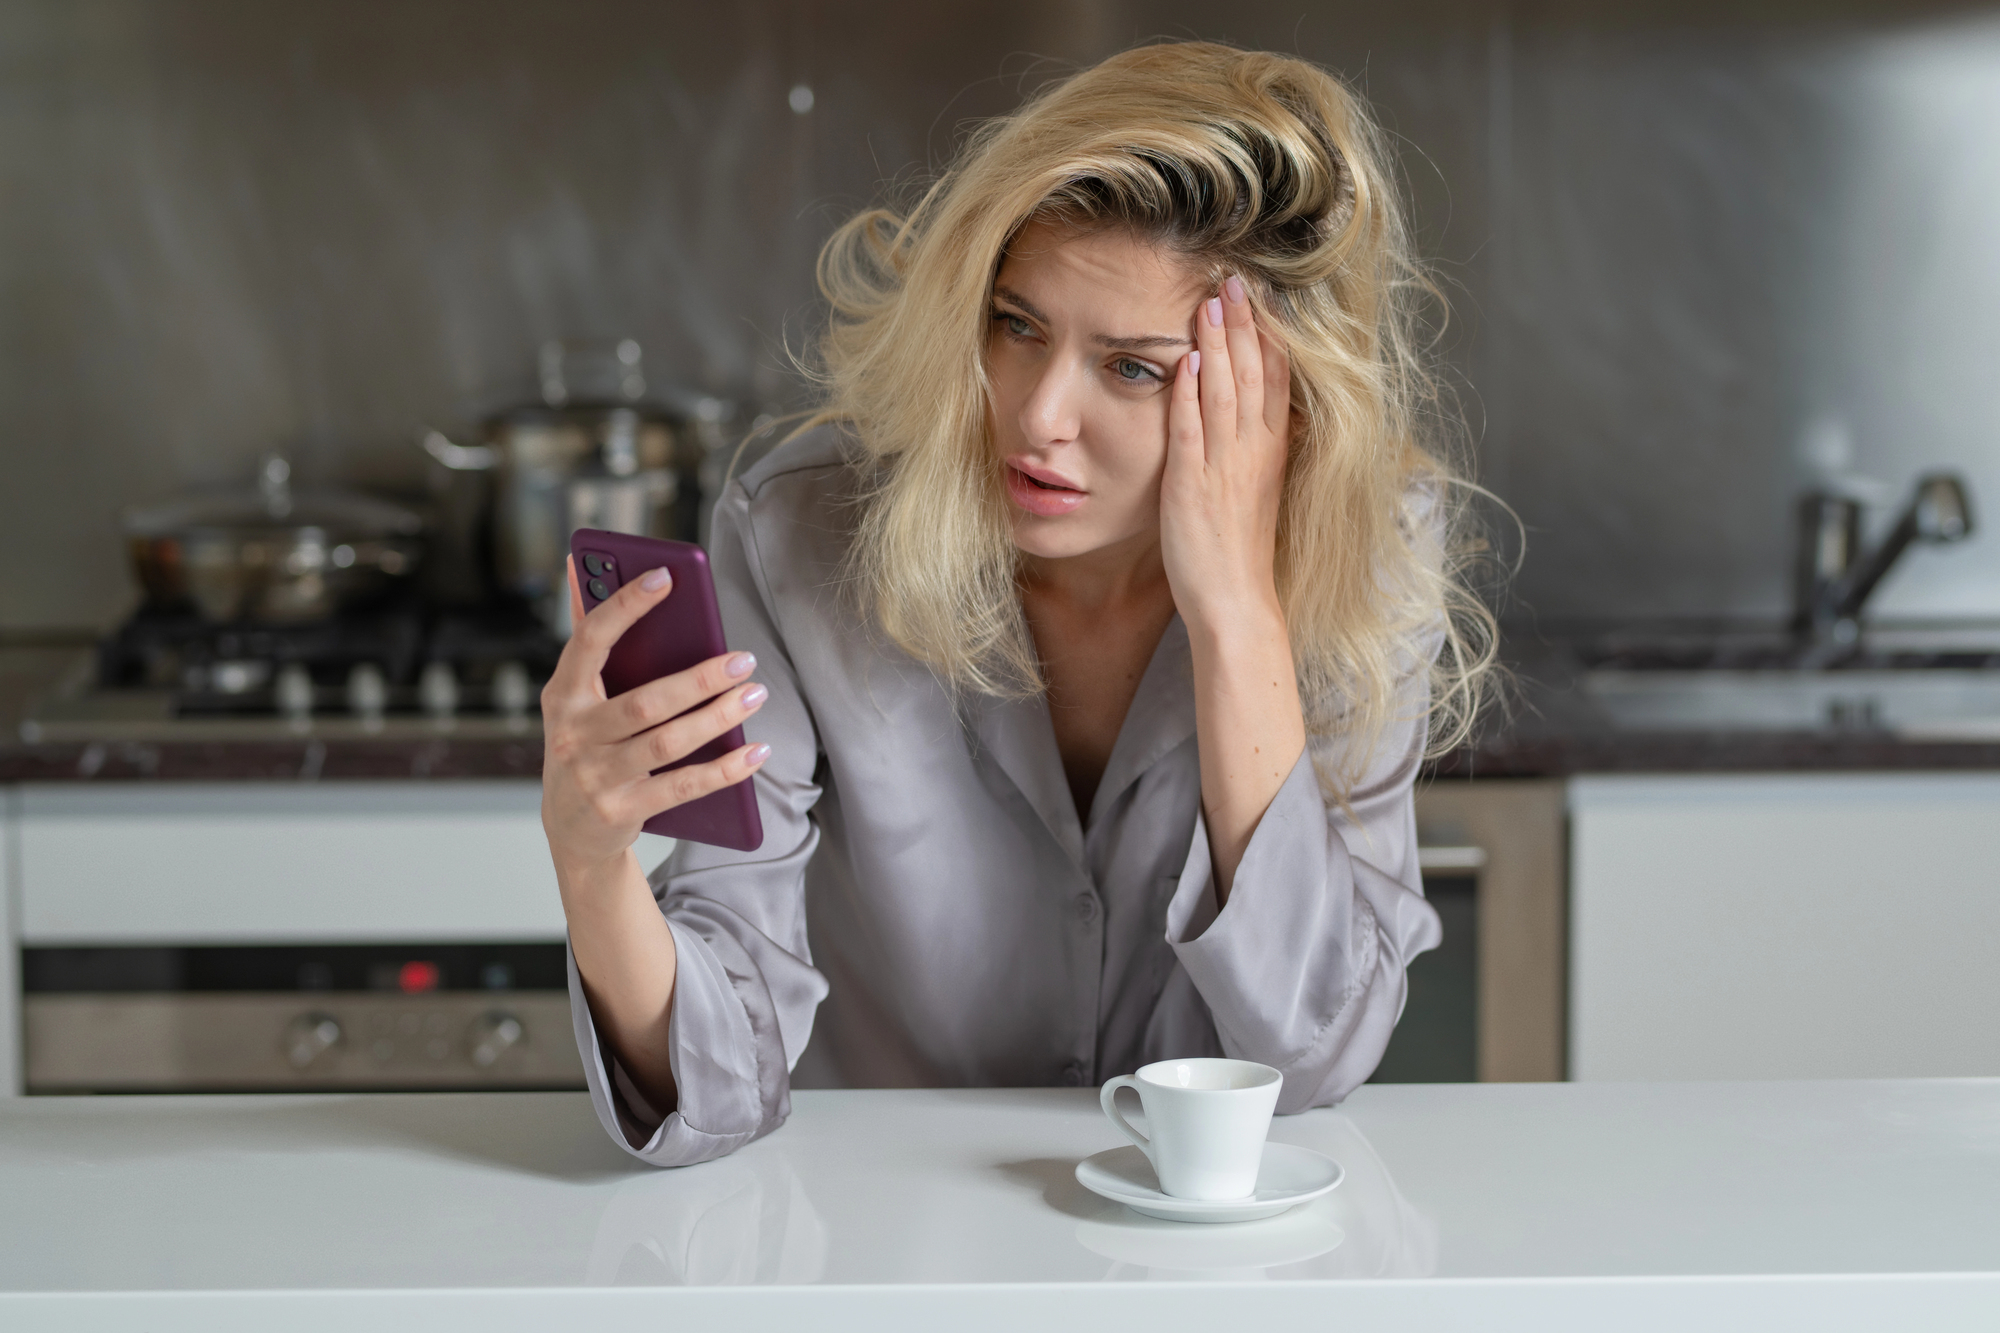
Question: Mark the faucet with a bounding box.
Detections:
[1792,473,1975,648]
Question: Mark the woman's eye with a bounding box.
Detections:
[994,313,1034,339]
[1114,359,1154,382]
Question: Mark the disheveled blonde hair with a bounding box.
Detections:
[809,41,1498,789]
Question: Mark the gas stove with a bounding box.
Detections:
[20,597,563,743]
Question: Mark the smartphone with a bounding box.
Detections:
[568,527,765,853]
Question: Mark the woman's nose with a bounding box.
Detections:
[1018,361,1082,447]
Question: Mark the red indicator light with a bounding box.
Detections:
[398,961,440,994]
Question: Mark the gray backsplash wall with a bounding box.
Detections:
[1,0,1995,631]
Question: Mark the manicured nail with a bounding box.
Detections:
[740,683,768,710]
[726,651,757,677]
[640,567,671,592]
[1225,275,1246,304]
[1187,350,1201,376]
[745,743,772,767]
[1206,297,1224,327]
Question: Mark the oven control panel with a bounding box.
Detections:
[25,991,583,1093]
[20,942,585,1094]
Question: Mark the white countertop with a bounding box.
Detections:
[4,1080,1999,1331]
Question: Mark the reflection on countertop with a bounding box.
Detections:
[6,1081,2000,1308]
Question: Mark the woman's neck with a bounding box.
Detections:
[1017,531,1173,616]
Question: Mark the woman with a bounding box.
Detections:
[540,42,1494,1166]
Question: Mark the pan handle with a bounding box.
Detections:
[421,429,499,472]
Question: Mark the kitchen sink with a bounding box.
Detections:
[1569,624,2000,736]
[1582,669,2000,737]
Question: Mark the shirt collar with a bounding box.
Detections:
[965,615,1197,865]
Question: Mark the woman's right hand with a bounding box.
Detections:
[539,555,771,881]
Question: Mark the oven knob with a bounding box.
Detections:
[346,663,388,722]
[275,663,315,722]
[468,1012,526,1068]
[491,661,533,719]
[282,1013,344,1070]
[418,661,460,719]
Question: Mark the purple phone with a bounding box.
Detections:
[569,527,764,853]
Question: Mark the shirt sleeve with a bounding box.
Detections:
[566,475,830,1168]
[1160,654,1444,1115]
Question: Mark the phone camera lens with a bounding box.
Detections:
[582,553,609,577]
[587,578,610,601]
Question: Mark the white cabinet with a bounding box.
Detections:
[15,781,568,944]
[1569,773,2000,1081]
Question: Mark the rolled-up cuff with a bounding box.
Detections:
[1160,752,1408,1113]
[566,918,770,1168]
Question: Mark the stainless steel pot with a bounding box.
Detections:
[124,457,425,624]
[422,341,709,631]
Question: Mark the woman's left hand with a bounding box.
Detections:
[1160,274,1293,634]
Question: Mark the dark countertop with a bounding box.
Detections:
[0,734,546,783]
[8,634,2000,783]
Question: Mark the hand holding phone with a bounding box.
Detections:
[539,529,767,862]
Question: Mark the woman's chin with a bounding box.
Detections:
[1009,518,1096,562]
[1009,515,1147,564]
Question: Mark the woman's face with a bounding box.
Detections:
[986,221,1206,564]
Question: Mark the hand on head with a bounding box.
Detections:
[1160,274,1293,632]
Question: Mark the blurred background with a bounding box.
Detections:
[5,0,2000,1099]
[3,0,1998,631]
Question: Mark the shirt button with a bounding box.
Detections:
[1060,1062,1088,1087]
[1074,895,1099,924]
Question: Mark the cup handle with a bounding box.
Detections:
[1099,1075,1153,1167]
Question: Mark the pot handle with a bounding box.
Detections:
[421,429,499,472]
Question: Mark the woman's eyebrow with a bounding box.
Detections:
[1093,331,1193,352]
[991,285,1191,353]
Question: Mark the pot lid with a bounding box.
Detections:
[123,457,424,540]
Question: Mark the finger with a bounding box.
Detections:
[629,742,772,820]
[1195,291,1237,456]
[575,649,758,747]
[1166,349,1205,475]
[541,557,601,716]
[1259,326,1292,442]
[1220,274,1264,440]
[564,563,674,682]
[602,678,768,784]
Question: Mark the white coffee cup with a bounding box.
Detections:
[1098,1057,1283,1201]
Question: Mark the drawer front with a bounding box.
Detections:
[17,781,567,943]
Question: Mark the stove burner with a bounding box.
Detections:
[93,596,562,722]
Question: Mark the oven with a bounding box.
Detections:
[1,780,664,1096]
[1401,779,1568,1084]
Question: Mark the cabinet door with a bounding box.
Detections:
[1570,773,2000,1080]
[14,780,678,945]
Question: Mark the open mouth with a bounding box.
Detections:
[1007,461,1082,492]
[1004,462,1087,515]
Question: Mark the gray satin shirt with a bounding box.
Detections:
[568,425,1444,1167]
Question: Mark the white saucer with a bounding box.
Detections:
[1074,1143,1343,1223]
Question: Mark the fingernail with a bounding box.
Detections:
[1225,275,1246,304]
[1206,297,1223,327]
[640,567,671,592]
[726,651,756,677]
[745,743,772,767]
[1187,350,1201,376]
[740,683,769,709]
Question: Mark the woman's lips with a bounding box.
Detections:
[1004,461,1087,517]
